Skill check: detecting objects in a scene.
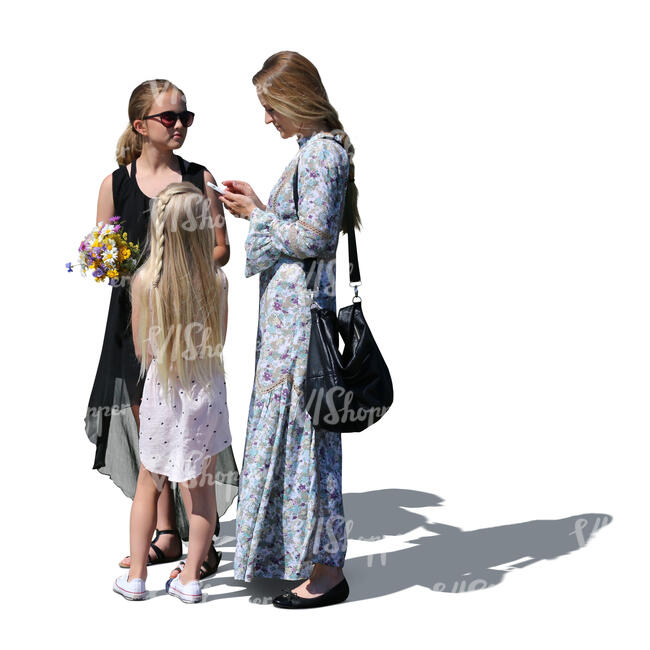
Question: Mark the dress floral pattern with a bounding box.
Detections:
[233,131,350,581]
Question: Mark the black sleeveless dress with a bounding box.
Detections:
[84,154,239,540]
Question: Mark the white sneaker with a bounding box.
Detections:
[165,575,202,603]
[113,572,147,601]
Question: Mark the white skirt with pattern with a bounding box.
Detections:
[138,359,231,483]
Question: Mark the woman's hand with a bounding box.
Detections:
[218,190,257,220]
[221,180,266,210]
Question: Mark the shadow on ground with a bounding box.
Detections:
[166,489,612,604]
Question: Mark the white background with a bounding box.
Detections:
[3,0,647,647]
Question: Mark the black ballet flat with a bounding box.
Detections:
[272,577,349,609]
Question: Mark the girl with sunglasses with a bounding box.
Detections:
[85,79,239,581]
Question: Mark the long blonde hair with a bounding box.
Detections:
[252,51,361,234]
[116,79,186,165]
[131,182,224,404]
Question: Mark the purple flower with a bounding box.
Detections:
[65,262,73,272]
[114,224,121,232]
[92,268,104,278]
[109,216,121,223]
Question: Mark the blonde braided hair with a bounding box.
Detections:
[131,182,226,405]
[151,192,174,288]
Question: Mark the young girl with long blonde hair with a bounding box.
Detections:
[113,182,231,604]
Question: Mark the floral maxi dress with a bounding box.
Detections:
[233,131,350,581]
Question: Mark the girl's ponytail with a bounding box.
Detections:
[116,124,142,166]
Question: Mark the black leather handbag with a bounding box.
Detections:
[293,144,393,432]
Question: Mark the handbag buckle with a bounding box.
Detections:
[350,281,362,303]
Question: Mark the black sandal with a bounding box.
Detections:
[169,542,222,580]
[118,528,183,568]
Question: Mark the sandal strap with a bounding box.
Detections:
[200,548,222,579]
[151,528,181,545]
[152,528,181,543]
[149,543,166,563]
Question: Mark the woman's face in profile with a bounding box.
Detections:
[258,94,298,139]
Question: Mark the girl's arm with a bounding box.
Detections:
[131,272,155,365]
[204,169,230,267]
[96,173,114,226]
[131,272,142,362]
[243,140,349,277]
[221,271,228,343]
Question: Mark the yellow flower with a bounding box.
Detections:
[122,248,131,259]
[107,269,119,278]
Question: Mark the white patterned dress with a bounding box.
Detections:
[233,131,350,581]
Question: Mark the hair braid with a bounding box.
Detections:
[151,193,173,288]
[329,120,355,181]
[329,119,360,234]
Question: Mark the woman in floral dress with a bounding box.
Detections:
[219,51,361,609]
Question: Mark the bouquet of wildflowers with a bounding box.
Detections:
[66,216,141,285]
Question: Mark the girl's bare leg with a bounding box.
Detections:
[168,482,214,580]
[128,465,166,581]
[178,455,217,584]
[120,404,181,566]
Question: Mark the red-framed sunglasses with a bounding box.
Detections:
[142,110,195,128]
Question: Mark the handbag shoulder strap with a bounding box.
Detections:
[293,135,361,290]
